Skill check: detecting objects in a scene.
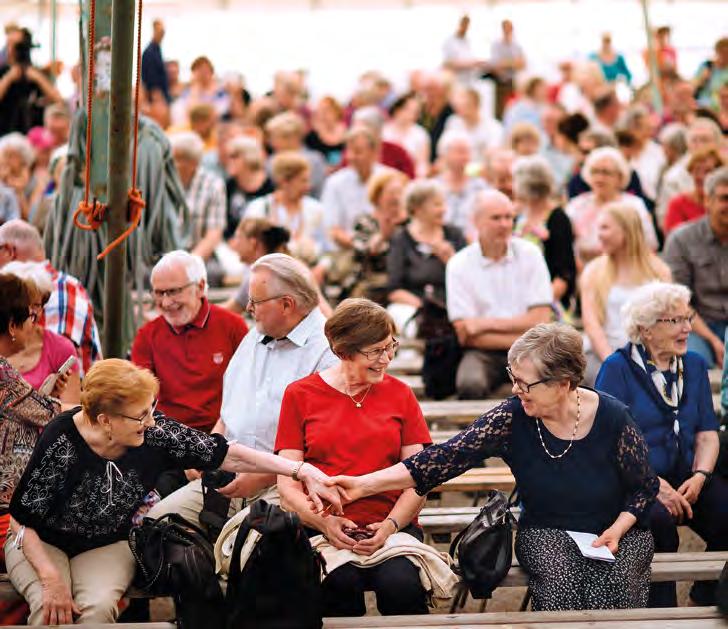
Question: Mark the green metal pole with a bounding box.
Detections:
[102,0,135,358]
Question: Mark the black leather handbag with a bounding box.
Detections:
[128,512,225,629]
[449,489,517,604]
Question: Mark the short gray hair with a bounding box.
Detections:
[0,132,35,166]
[351,106,385,134]
[345,123,379,149]
[705,165,728,198]
[508,323,586,390]
[0,219,44,258]
[619,104,649,132]
[2,260,53,295]
[658,123,688,157]
[251,253,318,312]
[169,131,204,163]
[436,130,472,158]
[403,179,444,216]
[151,250,207,293]
[621,281,691,343]
[582,146,630,189]
[513,155,555,201]
[227,136,265,170]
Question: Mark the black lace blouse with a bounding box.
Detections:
[402,393,658,535]
[10,409,228,557]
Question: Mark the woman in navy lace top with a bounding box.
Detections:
[334,323,659,611]
[4,359,341,626]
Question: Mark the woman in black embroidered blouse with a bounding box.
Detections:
[4,359,341,626]
[334,323,659,611]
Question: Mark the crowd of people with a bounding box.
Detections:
[0,11,727,625]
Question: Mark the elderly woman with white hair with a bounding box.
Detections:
[596,281,726,608]
[2,261,80,403]
[0,132,42,221]
[565,146,658,265]
[333,322,659,611]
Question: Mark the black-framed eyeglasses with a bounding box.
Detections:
[247,294,287,310]
[152,282,194,300]
[655,313,696,326]
[116,399,158,425]
[506,365,551,393]
[357,339,400,361]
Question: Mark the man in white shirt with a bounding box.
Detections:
[442,14,485,85]
[446,190,552,398]
[149,253,337,526]
[619,105,665,202]
[321,125,387,250]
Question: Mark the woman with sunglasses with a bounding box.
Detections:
[596,282,725,608]
[275,299,447,618]
[0,275,61,582]
[4,358,343,626]
[332,322,659,611]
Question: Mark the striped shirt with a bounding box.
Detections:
[185,167,227,247]
[42,261,102,376]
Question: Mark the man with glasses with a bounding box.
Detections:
[148,253,336,525]
[446,190,552,399]
[131,250,248,494]
[664,166,728,368]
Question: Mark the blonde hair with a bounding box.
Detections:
[403,179,444,217]
[586,203,666,324]
[81,359,159,423]
[270,151,310,185]
[367,169,407,207]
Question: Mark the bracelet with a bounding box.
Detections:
[386,517,399,533]
[693,470,712,481]
[291,461,304,482]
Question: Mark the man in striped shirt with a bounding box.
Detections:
[0,220,101,374]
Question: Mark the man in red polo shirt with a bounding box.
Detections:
[131,250,248,492]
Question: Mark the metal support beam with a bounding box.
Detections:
[102,0,135,358]
[640,0,663,115]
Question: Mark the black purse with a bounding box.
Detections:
[128,512,225,629]
[449,489,517,604]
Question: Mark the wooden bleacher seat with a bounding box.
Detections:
[323,605,726,628]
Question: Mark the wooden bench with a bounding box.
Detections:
[421,395,723,428]
[435,467,515,494]
[324,605,726,628]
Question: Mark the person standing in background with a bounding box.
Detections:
[489,20,526,120]
[141,19,169,103]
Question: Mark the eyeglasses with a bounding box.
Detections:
[357,339,400,361]
[506,365,552,394]
[116,399,158,425]
[655,313,696,326]
[152,282,194,300]
[247,294,287,310]
[590,167,619,177]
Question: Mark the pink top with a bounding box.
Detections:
[21,329,79,390]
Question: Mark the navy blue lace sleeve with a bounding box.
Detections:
[402,399,513,496]
[616,416,659,520]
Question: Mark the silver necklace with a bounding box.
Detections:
[536,389,581,459]
[345,384,372,408]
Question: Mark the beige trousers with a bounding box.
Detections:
[4,534,136,625]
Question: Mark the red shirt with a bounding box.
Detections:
[131,299,248,432]
[664,193,706,235]
[275,373,431,526]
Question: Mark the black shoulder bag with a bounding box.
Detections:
[128,512,225,629]
[449,489,518,608]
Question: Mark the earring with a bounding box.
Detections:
[106,426,113,442]
[10,335,15,343]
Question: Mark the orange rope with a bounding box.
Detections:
[74,0,147,262]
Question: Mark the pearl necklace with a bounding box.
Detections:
[346,384,372,408]
[535,390,581,459]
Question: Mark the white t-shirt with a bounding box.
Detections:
[446,237,553,321]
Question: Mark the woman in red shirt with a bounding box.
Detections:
[664,148,724,235]
[275,298,434,617]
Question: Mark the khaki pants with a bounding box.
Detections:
[4,534,135,625]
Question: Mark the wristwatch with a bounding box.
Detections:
[693,469,712,481]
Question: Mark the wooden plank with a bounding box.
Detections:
[324,606,723,628]
[2,625,176,629]
[395,374,424,397]
[389,355,423,375]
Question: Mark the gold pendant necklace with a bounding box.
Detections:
[346,384,372,408]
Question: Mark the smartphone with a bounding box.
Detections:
[38,355,77,396]
[343,527,375,542]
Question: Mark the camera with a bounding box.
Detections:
[13,29,37,67]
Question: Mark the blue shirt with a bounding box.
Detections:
[596,346,718,480]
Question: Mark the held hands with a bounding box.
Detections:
[657,476,693,523]
[41,572,80,626]
[326,474,367,504]
[298,463,345,516]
